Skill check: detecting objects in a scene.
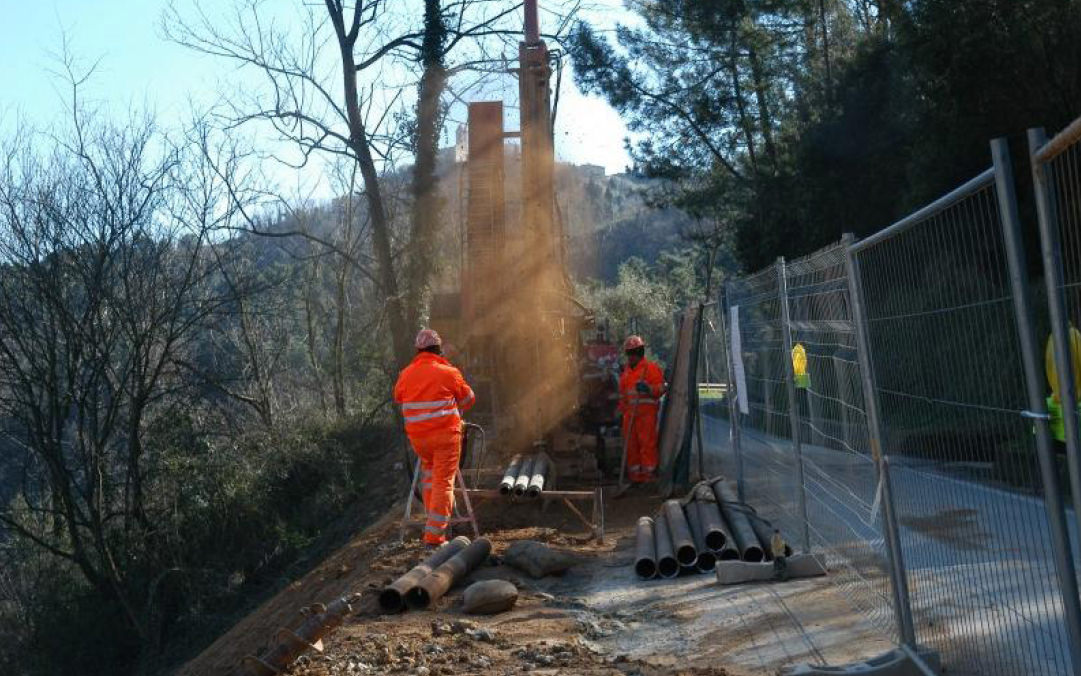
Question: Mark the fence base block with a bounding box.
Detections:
[714,554,827,585]
[781,647,941,676]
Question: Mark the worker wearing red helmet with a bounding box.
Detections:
[393,329,475,545]
[619,335,667,483]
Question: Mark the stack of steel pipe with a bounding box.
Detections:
[379,536,470,613]
[499,453,550,498]
[634,480,798,581]
[405,537,492,610]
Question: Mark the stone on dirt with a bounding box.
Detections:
[463,579,519,614]
[503,540,578,578]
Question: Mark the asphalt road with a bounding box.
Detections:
[701,413,1077,676]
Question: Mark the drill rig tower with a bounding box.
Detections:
[459,0,585,461]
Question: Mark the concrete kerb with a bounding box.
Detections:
[714,553,826,585]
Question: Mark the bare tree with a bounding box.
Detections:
[0,66,257,657]
[164,0,585,367]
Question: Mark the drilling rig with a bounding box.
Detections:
[443,0,620,476]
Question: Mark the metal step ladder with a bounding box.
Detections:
[398,458,480,543]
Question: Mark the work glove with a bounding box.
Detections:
[635,381,651,396]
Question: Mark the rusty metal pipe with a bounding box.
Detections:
[379,536,470,613]
[662,500,697,567]
[634,516,658,579]
[526,454,549,498]
[713,480,765,562]
[405,537,492,610]
[513,455,535,496]
[653,510,679,578]
[499,455,523,495]
[685,501,717,573]
[239,596,353,676]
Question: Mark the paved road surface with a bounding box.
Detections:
[701,413,1076,676]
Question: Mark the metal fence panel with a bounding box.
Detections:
[851,168,1074,675]
[784,243,900,641]
[718,244,901,643]
[723,266,807,549]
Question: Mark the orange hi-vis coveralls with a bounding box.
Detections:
[619,358,666,483]
[393,352,476,545]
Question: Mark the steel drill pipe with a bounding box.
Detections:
[712,480,765,562]
[685,501,717,573]
[379,536,470,613]
[634,516,658,579]
[499,455,524,495]
[653,510,679,578]
[526,454,549,498]
[239,596,352,676]
[405,537,492,610]
[662,500,697,567]
[513,455,535,496]
[693,485,733,553]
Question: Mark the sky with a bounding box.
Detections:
[0,0,636,186]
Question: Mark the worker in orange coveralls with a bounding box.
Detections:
[619,335,667,483]
[393,329,475,546]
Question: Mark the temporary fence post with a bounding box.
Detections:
[778,257,811,553]
[843,235,918,648]
[1029,127,1081,530]
[721,282,745,500]
[993,136,1081,674]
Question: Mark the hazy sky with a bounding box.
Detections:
[1,1,635,181]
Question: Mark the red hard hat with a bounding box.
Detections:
[415,328,443,349]
[623,335,646,351]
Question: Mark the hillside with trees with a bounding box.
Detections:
[3,0,1081,674]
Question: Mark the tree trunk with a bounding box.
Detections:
[405,0,449,331]
[747,43,778,172]
[327,2,414,367]
[729,33,759,175]
[819,0,833,103]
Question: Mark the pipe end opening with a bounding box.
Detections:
[719,549,740,561]
[378,589,405,614]
[404,588,431,611]
[658,557,679,578]
[705,533,726,551]
[676,546,697,567]
[743,547,765,563]
[634,559,657,579]
[695,552,717,573]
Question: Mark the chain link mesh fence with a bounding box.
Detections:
[851,171,1073,675]
[706,140,1081,674]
